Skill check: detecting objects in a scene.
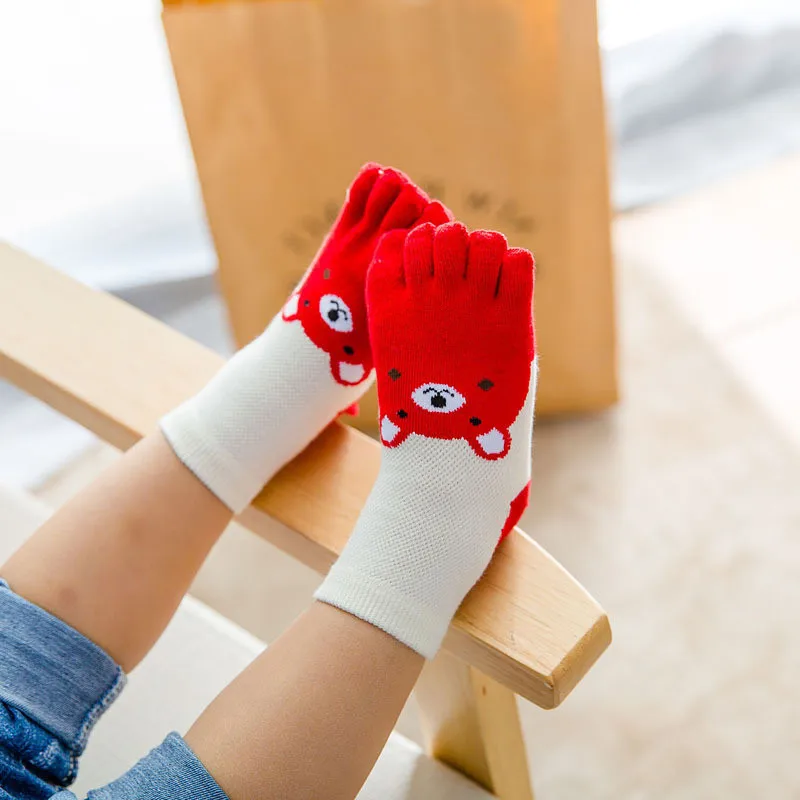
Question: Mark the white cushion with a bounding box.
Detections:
[0,484,491,799]
[0,482,52,559]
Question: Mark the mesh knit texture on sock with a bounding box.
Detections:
[315,222,537,658]
[160,164,451,512]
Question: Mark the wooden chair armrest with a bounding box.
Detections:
[0,243,610,708]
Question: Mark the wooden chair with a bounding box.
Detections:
[0,243,611,798]
[161,0,618,427]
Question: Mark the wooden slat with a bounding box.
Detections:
[416,651,535,799]
[0,243,610,708]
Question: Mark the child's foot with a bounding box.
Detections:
[282,163,449,386]
[160,165,451,513]
[315,222,537,657]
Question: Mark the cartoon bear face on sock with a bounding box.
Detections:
[368,222,535,461]
[282,262,372,386]
[377,356,531,460]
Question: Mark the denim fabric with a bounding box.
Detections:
[51,734,229,800]
[0,581,229,800]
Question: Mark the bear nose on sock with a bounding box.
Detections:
[431,394,447,409]
[328,309,340,322]
[343,345,354,355]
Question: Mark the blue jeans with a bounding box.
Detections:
[0,581,229,799]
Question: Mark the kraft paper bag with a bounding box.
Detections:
[163,0,617,429]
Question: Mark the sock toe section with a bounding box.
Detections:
[498,247,535,304]
[368,230,408,296]
[404,223,436,286]
[364,169,406,226]
[418,199,454,226]
[432,222,469,282]
[467,230,507,297]
[380,184,429,232]
[341,163,384,224]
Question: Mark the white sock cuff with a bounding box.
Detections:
[314,563,450,659]
[160,405,262,514]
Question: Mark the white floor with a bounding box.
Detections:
[616,154,800,448]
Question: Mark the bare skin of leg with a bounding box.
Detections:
[186,602,424,800]
[1,432,233,672]
[1,430,425,798]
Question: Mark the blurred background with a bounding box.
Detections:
[1,0,799,796]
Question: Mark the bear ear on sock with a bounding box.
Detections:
[379,409,512,460]
[333,359,367,386]
[470,427,511,460]
[282,292,301,321]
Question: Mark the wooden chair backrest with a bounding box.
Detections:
[161,0,618,438]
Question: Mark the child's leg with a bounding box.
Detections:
[1,164,442,675]
[187,604,423,800]
[182,223,537,800]
[73,222,534,800]
[3,221,536,800]
[0,166,447,796]
[1,433,233,673]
